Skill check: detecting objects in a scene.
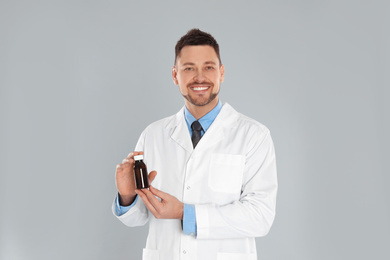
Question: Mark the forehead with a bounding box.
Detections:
[177,45,219,65]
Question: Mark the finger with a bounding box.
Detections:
[142,188,164,211]
[135,190,159,216]
[149,185,168,200]
[148,171,157,184]
[127,151,144,159]
[116,164,125,171]
[122,158,134,164]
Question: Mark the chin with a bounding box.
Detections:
[192,96,217,107]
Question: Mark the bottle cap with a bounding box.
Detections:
[134,154,143,161]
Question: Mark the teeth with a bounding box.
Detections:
[193,87,208,91]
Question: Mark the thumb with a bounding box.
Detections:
[148,171,157,184]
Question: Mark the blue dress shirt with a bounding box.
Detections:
[115,100,223,237]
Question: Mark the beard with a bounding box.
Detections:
[182,86,219,107]
[183,92,218,106]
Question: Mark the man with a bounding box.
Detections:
[113,28,278,260]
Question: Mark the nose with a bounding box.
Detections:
[193,70,206,83]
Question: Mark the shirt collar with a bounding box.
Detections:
[184,100,223,133]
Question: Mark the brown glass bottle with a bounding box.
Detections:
[133,155,149,189]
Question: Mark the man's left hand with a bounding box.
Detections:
[136,185,184,220]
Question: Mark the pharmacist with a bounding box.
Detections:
[113,28,278,260]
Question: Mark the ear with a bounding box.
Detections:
[220,64,225,83]
[172,66,179,85]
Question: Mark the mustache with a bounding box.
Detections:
[187,81,213,87]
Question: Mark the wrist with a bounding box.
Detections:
[179,202,184,220]
[119,193,136,206]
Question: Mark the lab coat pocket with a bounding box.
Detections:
[217,252,257,260]
[142,248,159,260]
[208,153,245,193]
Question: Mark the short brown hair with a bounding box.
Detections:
[174,28,221,65]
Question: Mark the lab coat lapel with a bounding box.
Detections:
[170,103,239,153]
[194,103,238,152]
[170,107,193,153]
[194,126,224,151]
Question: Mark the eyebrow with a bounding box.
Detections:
[181,61,217,67]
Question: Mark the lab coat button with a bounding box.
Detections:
[183,250,186,254]
[187,186,190,190]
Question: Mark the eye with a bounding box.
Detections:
[184,67,193,71]
[205,66,215,70]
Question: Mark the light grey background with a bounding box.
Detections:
[1,0,389,259]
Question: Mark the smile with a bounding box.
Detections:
[191,86,209,91]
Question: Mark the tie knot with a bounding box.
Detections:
[191,121,202,132]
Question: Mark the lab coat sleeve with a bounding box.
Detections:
[195,130,278,239]
[112,131,150,227]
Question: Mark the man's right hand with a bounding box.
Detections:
[115,151,157,206]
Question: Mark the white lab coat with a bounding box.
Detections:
[113,103,278,260]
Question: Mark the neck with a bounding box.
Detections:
[185,98,219,120]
